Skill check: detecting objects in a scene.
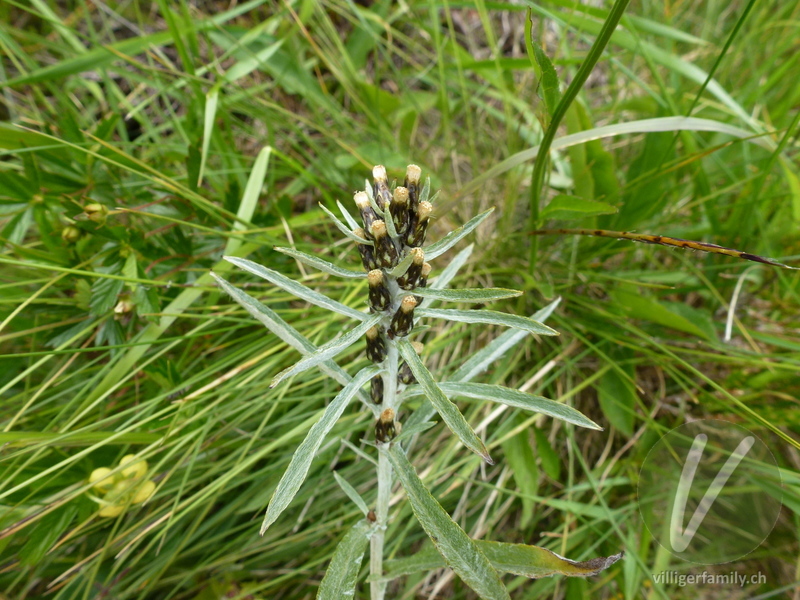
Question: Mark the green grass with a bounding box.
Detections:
[1,0,799,598]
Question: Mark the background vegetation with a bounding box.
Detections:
[1,0,798,598]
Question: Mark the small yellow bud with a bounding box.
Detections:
[120,454,147,479]
[99,504,125,518]
[62,226,81,243]
[132,480,156,504]
[89,467,115,492]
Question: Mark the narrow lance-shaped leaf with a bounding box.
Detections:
[225,146,271,256]
[224,256,367,321]
[424,208,495,260]
[382,540,623,580]
[210,273,369,406]
[271,314,383,388]
[412,287,522,304]
[274,247,367,279]
[388,251,416,279]
[385,444,511,600]
[319,203,373,245]
[417,308,558,336]
[336,200,360,231]
[397,339,492,463]
[406,299,561,430]
[261,366,380,534]
[405,382,601,430]
[332,471,369,516]
[317,519,375,600]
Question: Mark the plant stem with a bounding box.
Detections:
[371,342,398,600]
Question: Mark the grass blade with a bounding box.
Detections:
[224,256,368,321]
[197,85,219,188]
[397,339,492,463]
[261,366,380,534]
[225,146,271,256]
[416,308,558,336]
[274,247,367,279]
[385,444,510,600]
[271,314,382,388]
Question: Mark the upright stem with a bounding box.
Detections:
[370,342,398,600]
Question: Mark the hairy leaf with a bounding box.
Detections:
[417,308,558,336]
[274,247,366,278]
[317,519,374,600]
[411,287,522,303]
[424,208,495,260]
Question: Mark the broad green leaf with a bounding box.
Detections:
[501,416,538,528]
[225,146,271,256]
[424,209,495,260]
[397,339,492,463]
[411,287,522,303]
[332,471,369,516]
[224,256,367,321]
[210,273,368,404]
[611,287,712,340]
[597,360,636,437]
[541,195,618,221]
[382,539,623,580]
[317,519,374,600]
[406,382,600,430]
[385,445,510,600]
[261,366,379,534]
[274,247,367,279]
[451,298,561,383]
[525,15,561,124]
[18,505,78,566]
[319,203,373,245]
[90,274,124,316]
[197,85,219,187]
[534,427,561,480]
[271,314,382,388]
[416,308,558,336]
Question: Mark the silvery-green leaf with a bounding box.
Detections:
[381,539,623,580]
[333,471,369,516]
[451,298,562,383]
[397,339,492,463]
[406,382,600,430]
[261,366,379,534]
[416,308,558,336]
[406,299,561,430]
[412,287,522,303]
[394,420,437,444]
[385,444,510,600]
[336,200,360,231]
[274,247,366,278]
[224,256,367,321]
[271,314,383,388]
[388,251,415,278]
[317,519,374,599]
[211,273,368,404]
[319,204,373,245]
[422,245,473,309]
[418,176,431,204]
[424,208,495,260]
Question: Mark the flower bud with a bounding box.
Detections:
[354,227,377,270]
[397,248,425,290]
[365,325,387,362]
[62,225,81,243]
[84,202,109,225]
[372,165,392,209]
[132,480,156,504]
[120,455,147,479]
[398,342,423,385]
[370,220,399,268]
[367,269,391,312]
[375,408,398,443]
[355,191,378,234]
[407,201,432,247]
[414,263,433,303]
[89,467,115,492]
[370,375,384,404]
[388,295,417,339]
[404,164,422,210]
[390,186,410,236]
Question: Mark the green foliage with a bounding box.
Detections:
[1,0,798,598]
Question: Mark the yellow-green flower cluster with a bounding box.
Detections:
[88,455,155,517]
